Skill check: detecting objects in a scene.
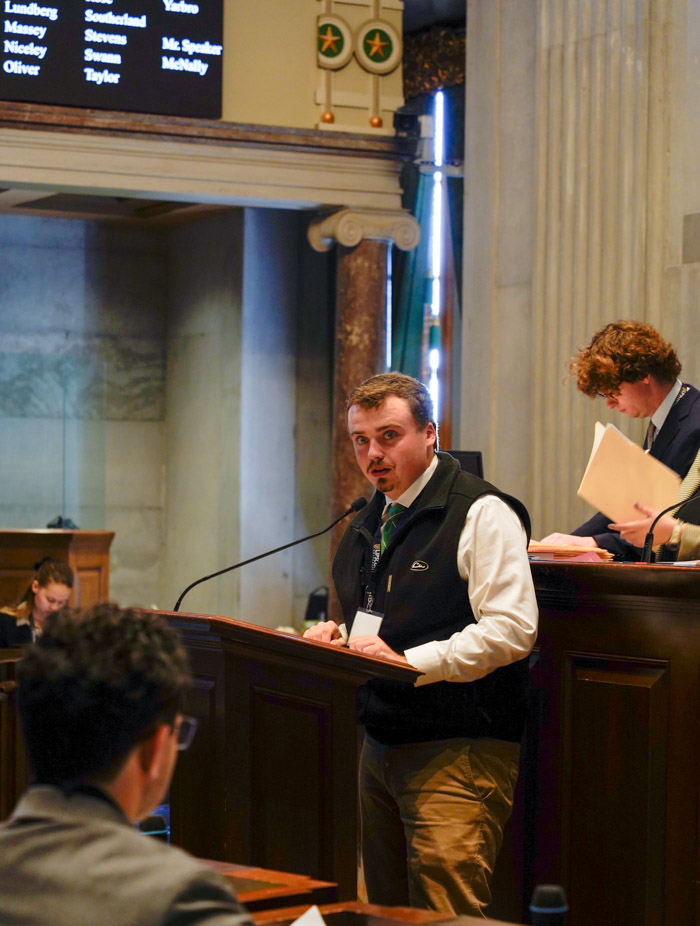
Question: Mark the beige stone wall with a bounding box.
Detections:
[463,0,698,539]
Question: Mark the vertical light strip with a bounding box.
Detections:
[428,91,445,418]
[386,245,392,369]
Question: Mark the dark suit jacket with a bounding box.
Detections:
[572,384,700,559]
[0,611,32,648]
[0,786,253,926]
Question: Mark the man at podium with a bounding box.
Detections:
[305,373,538,918]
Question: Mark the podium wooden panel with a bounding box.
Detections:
[0,652,26,820]
[525,562,700,926]
[165,612,421,901]
[0,529,114,609]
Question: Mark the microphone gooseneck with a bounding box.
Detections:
[173,497,367,612]
[641,487,700,563]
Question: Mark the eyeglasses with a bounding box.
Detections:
[175,714,198,751]
[596,391,618,400]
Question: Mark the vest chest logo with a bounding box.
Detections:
[410,560,429,572]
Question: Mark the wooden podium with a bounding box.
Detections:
[525,561,700,926]
[165,612,421,900]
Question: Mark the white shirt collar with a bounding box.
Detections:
[382,454,439,514]
[651,378,683,431]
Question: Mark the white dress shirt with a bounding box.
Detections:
[650,378,683,433]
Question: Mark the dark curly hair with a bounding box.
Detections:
[346,372,436,432]
[18,603,190,786]
[570,321,681,397]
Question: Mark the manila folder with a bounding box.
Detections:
[576,422,681,523]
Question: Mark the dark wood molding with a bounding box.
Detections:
[0,101,416,162]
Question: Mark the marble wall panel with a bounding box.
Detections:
[105,507,162,609]
[62,419,107,512]
[0,504,66,531]
[240,208,298,629]
[0,334,165,420]
[0,417,64,508]
[0,218,166,337]
[162,211,244,617]
[163,331,227,617]
[167,212,244,339]
[0,242,86,333]
[105,421,164,508]
[83,245,167,339]
[0,215,88,250]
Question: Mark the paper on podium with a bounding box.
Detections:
[577,421,681,523]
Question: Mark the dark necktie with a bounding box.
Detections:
[381,502,406,553]
[644,420,657,451]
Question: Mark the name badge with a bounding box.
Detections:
[349,607,384,642]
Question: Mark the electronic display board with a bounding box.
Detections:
[0,1,223,118]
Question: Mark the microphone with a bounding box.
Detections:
[529,884,568,925]
[641,487,700,563]
[173,497,368,611]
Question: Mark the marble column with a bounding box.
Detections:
[308,208,420,616]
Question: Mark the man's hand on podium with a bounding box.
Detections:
[348,635,408,664]
[303,620,346,646]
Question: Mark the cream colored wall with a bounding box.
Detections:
[221,0,404,132]
[463,0,700,540]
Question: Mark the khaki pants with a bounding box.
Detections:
[359,734,520,918]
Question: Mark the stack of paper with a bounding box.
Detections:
[528,541,614,562]
[576,422,681,523]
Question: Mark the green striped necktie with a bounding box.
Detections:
[381,502,407,553]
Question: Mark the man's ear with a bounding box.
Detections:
[137,724,172,780]
[426,421,437,449]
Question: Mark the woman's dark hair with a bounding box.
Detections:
[18,558,74,611]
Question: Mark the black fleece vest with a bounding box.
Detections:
[333,452,532,745]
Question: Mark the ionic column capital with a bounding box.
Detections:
[308,208,420,253]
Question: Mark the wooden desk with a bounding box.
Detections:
[526,561,700,926]
[253,901,518,926]
[202,861,337,911]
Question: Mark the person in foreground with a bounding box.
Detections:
[541,320,700,559]
[304,373,538,918]
[0,603,252,926]
[0,557,73,647]
[609,447,700,560]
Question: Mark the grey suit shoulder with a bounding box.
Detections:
[0,787,252,926]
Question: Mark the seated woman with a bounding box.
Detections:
[0,558,73,647]
[610,448,700,560]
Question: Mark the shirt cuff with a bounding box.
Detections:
[404,641,444,686]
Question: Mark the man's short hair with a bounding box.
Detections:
[570,320,681,397]
[346,373,436,431]
[18,604,191,786]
